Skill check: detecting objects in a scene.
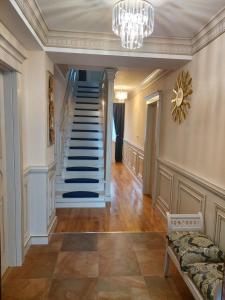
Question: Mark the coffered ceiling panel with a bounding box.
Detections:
[36,0,225,38]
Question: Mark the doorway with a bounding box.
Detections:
[143,92,162,204]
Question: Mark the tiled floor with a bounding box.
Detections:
[3,232,194,300]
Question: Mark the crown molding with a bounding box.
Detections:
[47,30,192,56]
[0,22,27,71]
[192,6,225,54]
[10,0,48,45]
[130,69,170,98]
[11,0,225,57]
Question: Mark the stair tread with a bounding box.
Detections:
[64,178,99,183]
[66,167,99,171]
[74,115,99,118]
[69,147,100,150]
[73,122,99,125]
[70,138,100,141]
[76,102,99,105]
[75,108,99,111]
[63,191,99,198]
[68,156,99,160]
[72,129,100,132]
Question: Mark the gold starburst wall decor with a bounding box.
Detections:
[171,71,193,124]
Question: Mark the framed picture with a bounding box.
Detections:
[47,71,55,146]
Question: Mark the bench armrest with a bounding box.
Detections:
[166,212,204,233]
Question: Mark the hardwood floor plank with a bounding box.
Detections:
[54,163,166,233]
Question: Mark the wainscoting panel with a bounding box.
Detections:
[156,158,225,251]
[23,162,57,248]
[214,203,225,250]
[177,179,206,215]
[123,140,144,184]
[156,167,173,217]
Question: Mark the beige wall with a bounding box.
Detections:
[124,31,225,189]
[22,51,54,168]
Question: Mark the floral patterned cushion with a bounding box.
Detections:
[167,232,224,271]
[188,263,224,300]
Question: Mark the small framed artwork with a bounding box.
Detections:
[47,71,55,146]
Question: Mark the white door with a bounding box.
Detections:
[0,71,8,275]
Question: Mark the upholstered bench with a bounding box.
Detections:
[164,213,224,300]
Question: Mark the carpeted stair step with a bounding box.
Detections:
[76,102,99,105]
[74,115,99,118]
[69,146,100,150]
[63,191,99,198]
[68,156,99,160]
[75,108,99,111]
[72,129,100,132]
[70,138,99,141]
[73,121,99,125]
[66,167,99,172]
[64,178,99,183]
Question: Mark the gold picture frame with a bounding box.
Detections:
[48,72,55,146]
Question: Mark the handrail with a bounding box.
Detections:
[60,69,77,131]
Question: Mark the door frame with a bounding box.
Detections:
[0,69,23,269]
[143,91,162,205]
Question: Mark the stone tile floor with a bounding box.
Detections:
[2,232,194,300]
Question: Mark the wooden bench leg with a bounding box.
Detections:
[164,249,170,277]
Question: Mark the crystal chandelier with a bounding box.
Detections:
[112,0,154,50]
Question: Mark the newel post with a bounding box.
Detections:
[104,68,117,201]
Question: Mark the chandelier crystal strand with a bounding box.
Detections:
[112,0,154,50]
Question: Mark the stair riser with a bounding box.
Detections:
[77,81,100,88]
[73,117,102,123]
[66,140,103,147]
[64,159,104,167]
[69,132,103,139]
[75,104,100,110]
[77,88,100,93]
[71,124,102,130]
[63,171,104,179]
[56,182,104,192]
[75,110,101,117]
[66,149,103,157]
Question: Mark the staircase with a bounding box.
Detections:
[56,80,105,208]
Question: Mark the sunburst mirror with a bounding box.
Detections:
[171,71,193,124]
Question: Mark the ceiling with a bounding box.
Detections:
[36,0,225,38]
[114,69,153,92]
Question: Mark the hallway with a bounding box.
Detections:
[55,163,166,233]
[2,232,194,300]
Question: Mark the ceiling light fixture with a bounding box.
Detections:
[115,90,128,101]
[112,0,154,50]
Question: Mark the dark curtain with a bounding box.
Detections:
[78,70,87,81]
[113,103,125,162]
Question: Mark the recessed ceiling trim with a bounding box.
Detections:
[10,0,225,57]
[44,46,192,61]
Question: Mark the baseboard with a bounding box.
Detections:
[56,202,106,208]
[30,235,49,245]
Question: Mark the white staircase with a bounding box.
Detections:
[56,80,105,208]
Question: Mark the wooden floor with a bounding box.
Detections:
[54,163,166,233]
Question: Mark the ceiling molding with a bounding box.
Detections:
[47,30,192,56]
[10,0,48,45]
[130,69,170,98]
[11,0,225,57]
[192,6,225,54]
[0,21,27,70]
